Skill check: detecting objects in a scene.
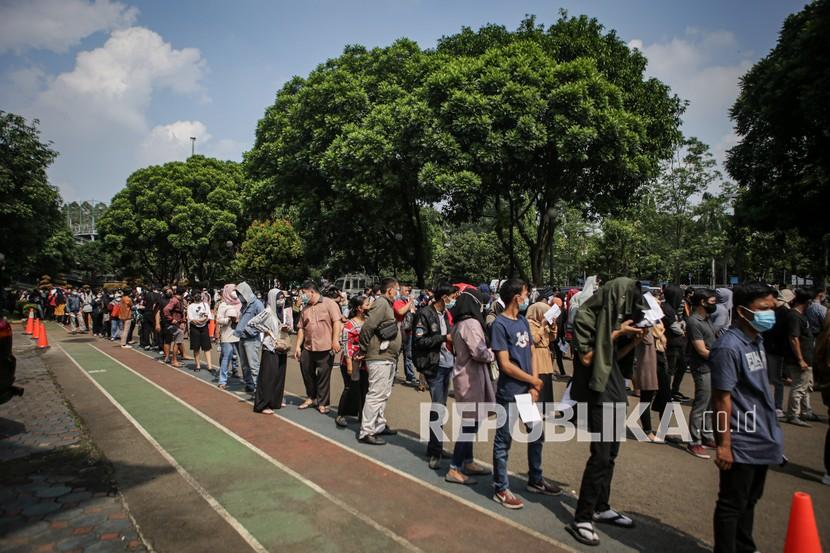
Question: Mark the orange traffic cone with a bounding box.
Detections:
[784,492,822,553]
[208,319,216,339]
[32,318,41,340]
[24,309,34,334]
[37,321,49,349]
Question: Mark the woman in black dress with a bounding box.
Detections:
[247,309,288,414]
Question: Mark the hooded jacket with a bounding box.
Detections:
[710,288,733,336]
[233,282,264,340]
[662,284,687,349]
[574,278,647,394]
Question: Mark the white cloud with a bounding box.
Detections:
[0,0,138,53]
[0,26,216,201]
[140,120,211,165]
[628,28,752,175]
[34,27,207,134]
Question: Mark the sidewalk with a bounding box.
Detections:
[0,343,148,553]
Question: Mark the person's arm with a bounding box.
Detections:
[692,339,710,360]
[294,327,305,360]
[332,318,343,353]
[460,322,494,364]
[787,311,809,370]
[413,311,445,350]
[712,389,733,470]
[394,299,413,317]
[789,336,808,370]
[495,351,541,388]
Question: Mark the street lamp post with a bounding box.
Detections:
[190,137,196,157]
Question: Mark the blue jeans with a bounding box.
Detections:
[493,399,544,492]
[219,342,239,385]
[111,319,123,339]
[426,365,453,457]
[403,334,416,382]
[237,339,260,389]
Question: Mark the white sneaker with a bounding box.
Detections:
[822,473,830,486]
[775,409,785,419]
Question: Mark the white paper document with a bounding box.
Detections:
[543,304,561,325]
[515,393,543,424]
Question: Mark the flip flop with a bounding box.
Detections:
[318,407,331,415]
[593,510,635,528]
[566,522,600,546]
[298,400,314,410]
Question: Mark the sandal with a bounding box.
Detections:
[218,384,227,390]
[318,406,331,415]
[566,522,600,546]
[593,509,635,528]
[298,400,314,410]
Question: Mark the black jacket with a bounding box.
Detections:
[412,305,449,376]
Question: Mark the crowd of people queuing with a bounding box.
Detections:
[14,275,830,550]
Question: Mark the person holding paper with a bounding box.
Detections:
[527,299,557,405]
[490,279,562,510]
[568,277,646,547]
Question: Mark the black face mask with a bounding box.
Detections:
[704,303,717,315]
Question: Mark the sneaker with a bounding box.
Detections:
[786,416,811,428]
[121,345,132,349]
[335,416,348,428]
[526,479,562,496]
[358,435,386,446]
[822,473,830,486]
[802,412,822,422]
[493,489,524,510]
[687,444,711,459]
[428,455,441,470]
[702,439,717,449]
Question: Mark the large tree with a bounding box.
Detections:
[431,14,683,284]
[727,0,830,279]
[245,40,452,286]
[99,155,246,285]
[0,111,66,282]
[232,219,306,291]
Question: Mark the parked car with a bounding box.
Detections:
[0,317,23,405]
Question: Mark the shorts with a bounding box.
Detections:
[165,324,184,345]
[189,324,211,352]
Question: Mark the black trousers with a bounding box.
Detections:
[337,364,369,418]
[575,403,621,522]
[553,344,566,375]
[140,314,154,347]
[254,350,286,412]
[667,346,687,396]
[300,349,334,406]
[714,463,767,553]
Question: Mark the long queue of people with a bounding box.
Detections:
[16,277,830,551]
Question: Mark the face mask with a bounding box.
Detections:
[446,299,456,310]
[394,292,401,301]
[519,298,529,312]
[740,306,776,333]
[301,293,310,306]
[704,303,717,315]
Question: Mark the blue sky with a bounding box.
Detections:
[0,0,806,202]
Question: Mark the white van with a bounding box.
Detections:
[334,274,377,298]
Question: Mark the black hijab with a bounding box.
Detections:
[451,289,487,330]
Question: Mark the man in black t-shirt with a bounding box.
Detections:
[762,290,793,417]
[785,288,818,426]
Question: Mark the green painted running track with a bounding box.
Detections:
[58,340,405,553]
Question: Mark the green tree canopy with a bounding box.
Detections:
[246,13,683,286]
[0,111,66,282]
[232,219,306,291]
[99,155,246,285]
[727,0,830,279]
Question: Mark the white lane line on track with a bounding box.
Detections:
[55,343,269,553]
[123,340,579,553]
[88,344,424,553]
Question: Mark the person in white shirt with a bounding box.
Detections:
[187,291,213,373]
